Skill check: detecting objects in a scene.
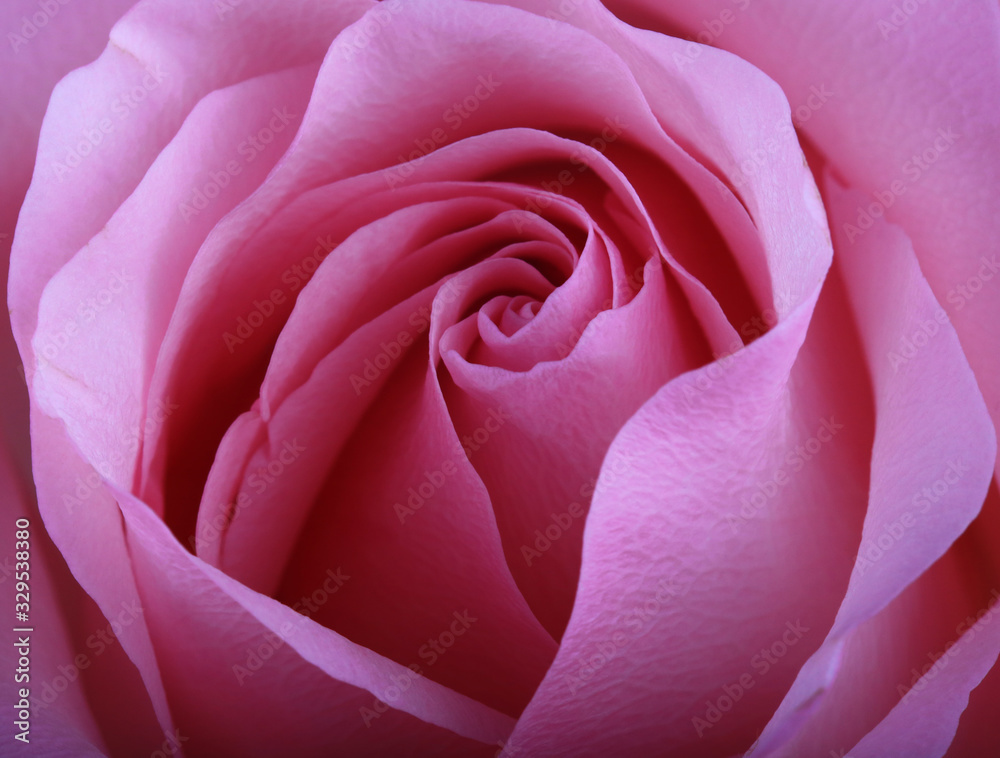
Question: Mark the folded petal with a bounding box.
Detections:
[10,0,372,366]
[745,174,996,758]
[603,0,1000,477]
[113,480,515,755]
[31,63,318,491]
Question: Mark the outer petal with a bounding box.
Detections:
[0,445,104,754]
[0,0,135,491]
[112,481,515,756]
[597,1,1000,749]
[849,579,1000,758]
[9,0,370,751]
[743,177,996,757]
[142,0,761,566]
[9,0,373,366]
[944,491,1000,758]
[504,278,852,755]
[31,62,318,489]
[1,1,156,753]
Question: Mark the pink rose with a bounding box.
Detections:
[3,0,999,755]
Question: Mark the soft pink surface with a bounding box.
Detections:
[0,0,165,753]
[6,0,998,755]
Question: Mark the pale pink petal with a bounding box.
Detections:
[186,186,539,579]
[0,0,135,486]
[944,499,1000,757]
[845,568,1000,758]
[31,63,317,491]
[10,0,373,368]
[502,211,870,755]
[604,0,1000,478]
[274,350,556,715]
[25,410,178,749]
[438,250,706,636]
[745,176,996,757]
[145,126,733,574]
[491,0,832,326]
[746,517,999,758]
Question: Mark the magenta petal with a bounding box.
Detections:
[848,596,1000,758]
[493,0,831,320]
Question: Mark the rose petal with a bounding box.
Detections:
[493,0,832,326]
[499,210,875,755]
[147,127,736,557]
[10,0,373,365]
[0,444,105,754]
[274,346,556,714]
[744,175,996,757]
[31,63,318,491]
[605,0,1000,479]
[438,249,707,636]
[26,410,178,747]
[0,0,135,475]
[194,189,534,580]
[111,479,514,755]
